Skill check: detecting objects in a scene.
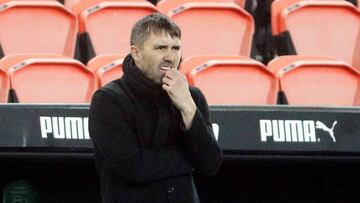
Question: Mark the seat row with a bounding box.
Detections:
[0,54,359,107]
[1,0,359,68]
[272,0,360,70]
[0,0,254,63]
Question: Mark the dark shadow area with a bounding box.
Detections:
[1,159,360,202]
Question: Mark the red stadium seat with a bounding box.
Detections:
[184,56,278,105]
[64,0,80,8]
[272,0,360,69]
[157,0,247,9]
[0,54,68,71]
[0,0,55,3]
[234,0,246,7]
[72,0,158,62]
[268,55,360,106]
[87,54,124,86]
[180,55,248,76]
[158,1,254,59]
[0,68,9,103]
[157,0,228,12]
[0,1,78,58]
[0,55,98,103]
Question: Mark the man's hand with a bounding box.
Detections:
[162,69,196,130]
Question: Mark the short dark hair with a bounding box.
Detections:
[130,13,181,47]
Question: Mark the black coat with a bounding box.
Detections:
[89,78,223,203]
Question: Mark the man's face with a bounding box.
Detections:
[132,31,181,85]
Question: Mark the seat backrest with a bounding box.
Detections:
[5,55,97,103]
[0,54,68,71]
[272,0,355,34]
[73,0,158,57]
[272,0,360,69]
[0,1,78,57]
[268,55,360,106]
[180,55,249,76]
[0,68,9,103]
[157,0,228,12]
[87,54,124,86]
[64,0,81,8]
[160,1,254,59]
[272,0,301,35]
[185,56,278,105]
[234,0,246,8]
[72,0,146,19]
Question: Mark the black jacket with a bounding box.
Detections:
[89,75,223,202]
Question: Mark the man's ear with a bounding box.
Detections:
[131,45,140,62]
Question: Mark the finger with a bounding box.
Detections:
[162,77,172,86]
[162,84,170,92]
[165,69,179,79]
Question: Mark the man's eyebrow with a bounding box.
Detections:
[153,44,168,48]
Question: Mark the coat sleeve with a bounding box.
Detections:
[181,87,223,176]
[89,90,193,185]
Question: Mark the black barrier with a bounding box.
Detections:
[0,104,92,149]
[1,104,360,159]
[211,106,360,154]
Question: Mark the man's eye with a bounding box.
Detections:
[173,47,180,50]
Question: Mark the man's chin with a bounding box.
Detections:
[152,79,162,86]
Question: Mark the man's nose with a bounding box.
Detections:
[163,50,176,63]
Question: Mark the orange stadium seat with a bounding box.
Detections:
[157,0,248,9]
[157,0,228,12]
[272,0,360,69]
[87,54,124,86]
[0,0,78,58]
[183,56,278,105]
[157,1,254,59]
[72,0,158,63]
[0,0,55,2]
[64,0,80,8]
[0,54,68,71]
[0,55,97,103]
[234,0,246,8]
[0,68,9,103]
[268,55,360,106]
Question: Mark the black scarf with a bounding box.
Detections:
[122,54,181,147]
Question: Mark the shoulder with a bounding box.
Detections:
[92,79,127,102]
[97,79,123,96]
[90,78,128,110]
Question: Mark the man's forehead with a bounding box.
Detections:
[147,30,180,44]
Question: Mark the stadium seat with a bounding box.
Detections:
[0,0,55,3]
[268,55,360,106]
[234,0,245,7]
[87,54,124,86]
[157,1,254,59]
[72,0,158,63]
[157,0,248,9]
[64,0,80,8]
[0,55,97,103]
[0,54,68,71]
[0,68,9,103]
[180,55,248,76]
[0,1,79,58]
[272,0,360,69]
[184,56,278,105]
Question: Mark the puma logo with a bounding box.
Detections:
[315,121,337,142]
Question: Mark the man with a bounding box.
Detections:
[89,13,223,203]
